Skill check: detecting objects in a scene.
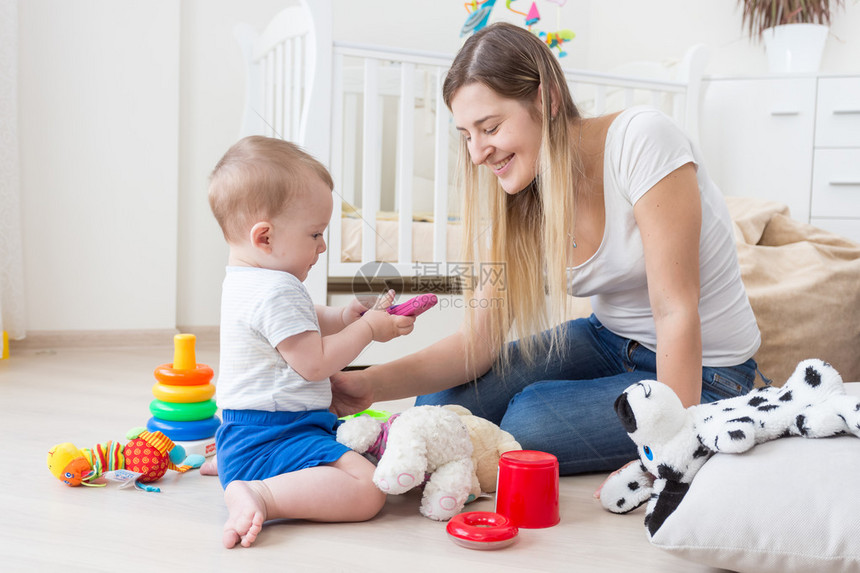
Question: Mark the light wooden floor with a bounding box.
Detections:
[0,342,722,573]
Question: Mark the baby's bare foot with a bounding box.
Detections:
[200,456,218,476]
[223,481,267,548]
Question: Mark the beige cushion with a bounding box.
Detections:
[726,197,860,385]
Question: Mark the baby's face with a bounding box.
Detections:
[268,176,333,281]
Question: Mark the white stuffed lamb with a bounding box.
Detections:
[336,405,478,521]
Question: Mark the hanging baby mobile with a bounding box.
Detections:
[460,0,575,57]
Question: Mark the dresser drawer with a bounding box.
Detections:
[811,149,860,217]
[815,77,860,148]
[701,77,815,222]
[810,218,860,244]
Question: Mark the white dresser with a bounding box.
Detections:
[700,74,860,243]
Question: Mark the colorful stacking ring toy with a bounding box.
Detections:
[149,399,217,422]
[147,333,221,444]
[446,512,519,550]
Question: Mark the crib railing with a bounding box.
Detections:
[235,7,314,145]
[328,43,455,279]
[564,44,707,144]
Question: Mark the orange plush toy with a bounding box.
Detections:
[47,428,198,487]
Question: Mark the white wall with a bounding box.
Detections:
[17,0,860,333]
[177,0,285,331]
[582,0,860,76]
[19,0,180,331]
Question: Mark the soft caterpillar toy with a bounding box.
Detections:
[47,427,202,488]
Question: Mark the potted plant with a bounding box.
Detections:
[739,0,846,73]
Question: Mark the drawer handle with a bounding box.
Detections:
[770,110,800,116]
[830,181,860,186]
[833,109,860,115]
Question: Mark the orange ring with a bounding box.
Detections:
[153,363,214,386]
[446,512,518,550]
[152,382,215,403]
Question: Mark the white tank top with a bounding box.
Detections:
[566,107,760,366]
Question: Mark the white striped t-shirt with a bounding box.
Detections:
[216,266,331,412]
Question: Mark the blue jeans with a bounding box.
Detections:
[415,314,757,475]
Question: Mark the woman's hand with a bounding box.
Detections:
[329,369,374,416]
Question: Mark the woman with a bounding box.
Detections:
[331,23,760,476]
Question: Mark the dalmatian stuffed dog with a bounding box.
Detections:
[599,359,860,537]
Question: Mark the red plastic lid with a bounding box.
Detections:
[499,450,558,469]
[446,511,519,547]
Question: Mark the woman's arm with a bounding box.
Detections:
[634,162,703,407]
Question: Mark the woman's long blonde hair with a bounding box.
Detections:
[443,23,582,374]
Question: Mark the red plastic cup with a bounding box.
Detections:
[495,450,560,528]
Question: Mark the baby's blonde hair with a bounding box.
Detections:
[443,23,583,373]
[209,136,333,243]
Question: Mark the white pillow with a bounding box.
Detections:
[650,435,860,572]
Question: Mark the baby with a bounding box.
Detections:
[208,136,415,548]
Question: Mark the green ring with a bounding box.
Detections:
[338,408,391,421]
[149,398,218,422]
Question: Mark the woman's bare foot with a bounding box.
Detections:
[200,456,218,476]
[223,481,268,548]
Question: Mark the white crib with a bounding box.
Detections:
[234,0,708,305]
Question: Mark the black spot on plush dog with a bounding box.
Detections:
[805,365,822,387]
[598,359,860,538]
[614,392,638,434]
[727,429,747,441]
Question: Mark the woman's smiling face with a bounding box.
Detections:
[451,82,543,195]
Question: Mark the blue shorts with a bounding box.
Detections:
[215,409,351,488]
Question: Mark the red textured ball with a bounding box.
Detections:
[123,438,168,483]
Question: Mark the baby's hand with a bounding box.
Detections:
[362,309,414,342]
[343,289,395,325]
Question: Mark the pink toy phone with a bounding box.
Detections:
[387,293,438,317]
